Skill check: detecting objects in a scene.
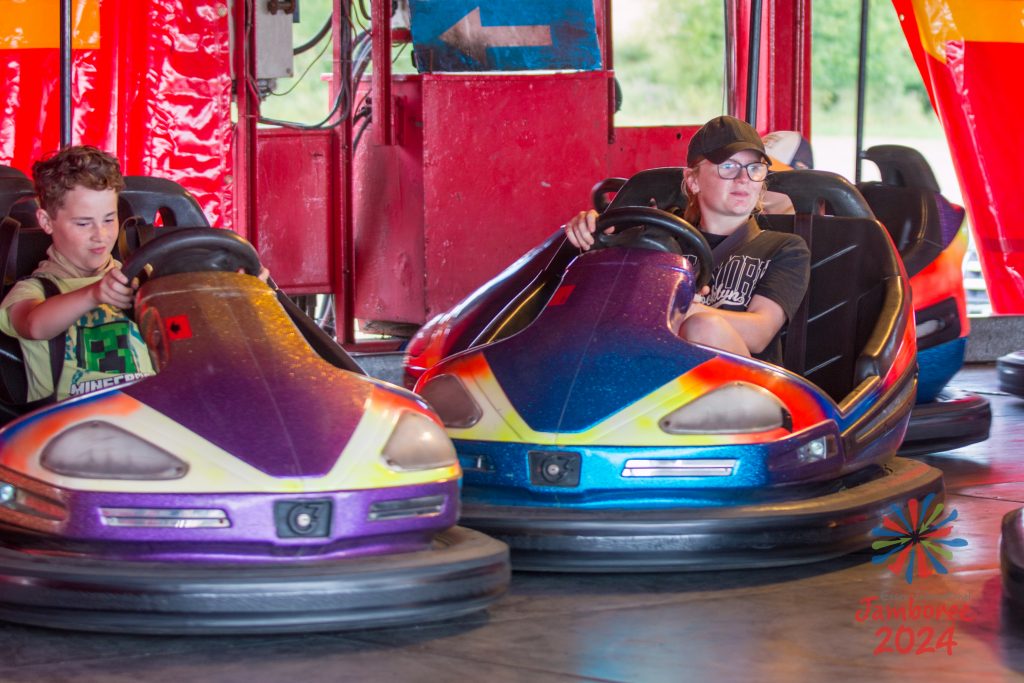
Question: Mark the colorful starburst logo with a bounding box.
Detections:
[872,493,968,584]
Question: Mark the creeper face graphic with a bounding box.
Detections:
[76,322,138,374]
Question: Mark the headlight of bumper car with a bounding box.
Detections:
[418,374,483,428]
[41,421,188,480]
[660,382,792,434]
[381,412,458,472]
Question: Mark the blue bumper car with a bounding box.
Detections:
[856,146,990,455]
[408,169,942,571]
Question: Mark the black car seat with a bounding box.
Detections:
[764,170,908,403]
[0,166,28,180]
[0,176,55,418]
[117,176,212,259]
[856,145,950,277]
[856,145,966,351]
[596,167,688,215]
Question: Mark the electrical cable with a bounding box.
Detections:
[271,36,332,96]
[353,0,370,31]
[294,15,332,55]
[258,29,370,129]
[352,114,372,152]
[391,40,408,65]
[255,6,376,130]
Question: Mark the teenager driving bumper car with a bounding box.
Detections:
[409,118,943,571]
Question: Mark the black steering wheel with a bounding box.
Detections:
[592,206,713,291]
[121,227,262,282]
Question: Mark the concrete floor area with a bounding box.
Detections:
[1,364,1022,682]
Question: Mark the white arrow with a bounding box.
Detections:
[439,7,553,66]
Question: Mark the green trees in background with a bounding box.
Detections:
[262,0,938,136]
[615,0,936,134]
[807,0,933,134]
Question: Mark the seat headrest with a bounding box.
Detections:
[862,145,941,192]
[119,176,210,227]
[766,170,874,218]
[606,167,687,214]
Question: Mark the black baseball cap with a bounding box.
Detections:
[686,115,769,166]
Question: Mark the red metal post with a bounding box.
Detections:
[601,0,615,143]
[232,0,258,242]
[334,1,356,344]
[728,0,811,135]
[371,0,393,146]
[765,0,812,135]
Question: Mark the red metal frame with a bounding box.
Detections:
[732,0,812,135]
[371,0,394,147]
[332,3,355,344]
[232,0,257,244]
[11,0,1019,331]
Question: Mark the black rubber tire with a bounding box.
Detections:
[1002,508,1024,608]
[0,526,509,634]
[998,351,1024,397]
[461,458,943,572]
[898,389,992,456]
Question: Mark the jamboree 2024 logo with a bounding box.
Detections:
[872,492,968,584]
[855,494,972,656]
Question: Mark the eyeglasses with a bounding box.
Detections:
[713,160,769,182]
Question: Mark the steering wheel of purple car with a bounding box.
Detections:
[593,206,713,291]
[120,227,262,282]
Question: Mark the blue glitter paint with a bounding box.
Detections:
[485,249,714,433]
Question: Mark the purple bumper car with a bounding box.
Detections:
[0,228,508,634]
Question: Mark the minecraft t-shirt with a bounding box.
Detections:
[0,249,154,401]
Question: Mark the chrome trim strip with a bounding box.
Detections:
[368,494,446,521]
[622,459,737,478]
[99,507,230,528]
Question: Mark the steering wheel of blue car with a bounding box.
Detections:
[120,227,262,282]
[593,206,713,291]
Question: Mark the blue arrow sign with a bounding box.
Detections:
[409,1,602,72]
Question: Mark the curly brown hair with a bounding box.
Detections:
[32,145,125,216]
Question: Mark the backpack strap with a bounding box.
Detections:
[35,277,67,402]
[0,215,21,292]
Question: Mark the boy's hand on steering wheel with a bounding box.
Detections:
[91,267,136,310]
[238,266,271,282]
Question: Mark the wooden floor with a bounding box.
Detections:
[0,364,1022,682]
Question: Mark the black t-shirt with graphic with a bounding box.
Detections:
[697,218,810,366]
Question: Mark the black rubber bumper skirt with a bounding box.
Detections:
[0,526,509,635]
[998,351,1024,397]
[1001,508,1024,608]
[899,389,992,457]
[461,458,943,572]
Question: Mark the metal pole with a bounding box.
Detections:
[604,0,615,143]
[334,1,356,344]
[855,0,869,183]
[744,0,763,126]
[59,0,72,148]
[233,0,258,243]
[371,0,393,146]
[724,0,735,116]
